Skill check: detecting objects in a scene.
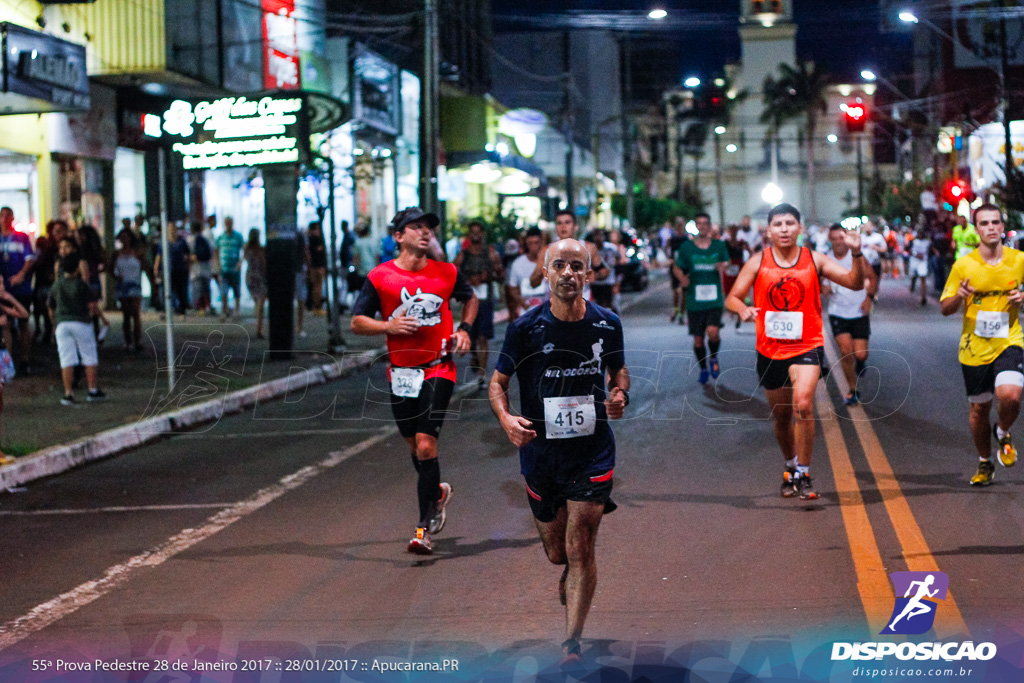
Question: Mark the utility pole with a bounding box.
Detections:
[856,134,864,210]
[421,0,440,219]
[714,132,725,228]
[1000,15,1013,185]
[621,37,635,228]
[562,31,574,214]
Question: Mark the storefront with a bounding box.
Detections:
[0,22,91,235]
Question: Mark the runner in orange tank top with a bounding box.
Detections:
[725,203,866,501]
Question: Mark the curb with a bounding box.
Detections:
[0,346,387,491]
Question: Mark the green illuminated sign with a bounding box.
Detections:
[161,94,308,170]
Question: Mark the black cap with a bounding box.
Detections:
[391,207,440,233]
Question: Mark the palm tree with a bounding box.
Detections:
[760,61,830,222]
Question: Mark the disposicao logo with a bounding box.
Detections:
[831,571,998,663]
[882,571,948,635]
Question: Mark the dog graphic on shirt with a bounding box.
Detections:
[390,287,444,327]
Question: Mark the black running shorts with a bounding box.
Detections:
[829,315,871,340]
[390,376,455,439]
[961,345,1024,403]
[524,468,617,523]
[688,307,724,337]
[756,347,825,391]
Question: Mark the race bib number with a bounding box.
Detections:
[390,367,425,398]
[975,311,1010,339]
[695,284,719,302]
[472,283,490,300]
[765,311,803,340]
[543,395,597,439]
[725,264,740,277]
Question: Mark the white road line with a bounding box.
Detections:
[0,428,396,652]
[0,504,235,516]
[176,427,391,439]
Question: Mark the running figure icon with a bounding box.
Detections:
[887,574,939,633]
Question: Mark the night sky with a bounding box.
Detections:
[492,0,912,98]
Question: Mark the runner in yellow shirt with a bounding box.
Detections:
[941,203,1023,485]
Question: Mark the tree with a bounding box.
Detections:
[761,61,830,223]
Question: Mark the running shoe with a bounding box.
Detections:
[87,389,107,402]
[559,638,583,674]
[796,474,819,500]
[781,468,798,498]
[970,459,996,486]
[699,368,710,385]
[407,527,433,554]
[993,424,1017,468]
[710,357,721,379]
[428,483,452,534]
[844,391,860,406]
[558,565,569,606]
[669,308,679,323]
[61,394,75,406]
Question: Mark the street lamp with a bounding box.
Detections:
[860,70,877,82]
[762,182,784,204]
[827,133,838,143]
[714,126,726,135]
[648,8,667,20]
[898,10,918,24]
[684,76,701,88]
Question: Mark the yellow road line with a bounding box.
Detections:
[823,335,970,638]
[816,382,894,634]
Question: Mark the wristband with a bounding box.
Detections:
[867,293,876,300]
[457,322,472,334]
[851,251,863,258]
[618,389,630,407]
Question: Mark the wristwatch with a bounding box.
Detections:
[618,389,630,407]
[457,322,472,334]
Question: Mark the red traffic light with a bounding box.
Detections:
[944,179,971,204]
[844,103,867,133]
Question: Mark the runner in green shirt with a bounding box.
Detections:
[673,212,730,384]
[952,215,980,259]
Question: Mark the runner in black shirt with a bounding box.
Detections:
[490,238,630,671]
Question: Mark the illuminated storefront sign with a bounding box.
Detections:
[161,94,308,170]
[263,0,300,90]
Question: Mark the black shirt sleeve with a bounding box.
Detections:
[603,317,626,373]
[451,270,475,303]
[351,278,381,318]
[495,320,521,376]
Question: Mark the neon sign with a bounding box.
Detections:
[161,95,307,170]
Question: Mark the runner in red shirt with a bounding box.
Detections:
[726,203,865,500]
[352,207,478,554]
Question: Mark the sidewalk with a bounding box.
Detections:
[1,307,383,460]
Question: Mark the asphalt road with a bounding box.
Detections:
[1,276,1023,681]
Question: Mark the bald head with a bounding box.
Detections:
[544,239,590,269]
[544,239,591,302]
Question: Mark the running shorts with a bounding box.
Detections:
[524,467,617,523]
[829,315,871,341]
[390,376,455,439]
[688,307,723,337]
[470,298,495,341]
[756,346,825,391]
[961,345,1024,404]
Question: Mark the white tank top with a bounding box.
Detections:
[826,250,867,319]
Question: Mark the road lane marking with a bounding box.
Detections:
[823,335,970,638]
[816,382,894,634]
[0,428,396,652]
[0,504,235,516]
[176,427,391,439]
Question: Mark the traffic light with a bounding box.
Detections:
[844,103,867,133]
[944,178,971,205]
